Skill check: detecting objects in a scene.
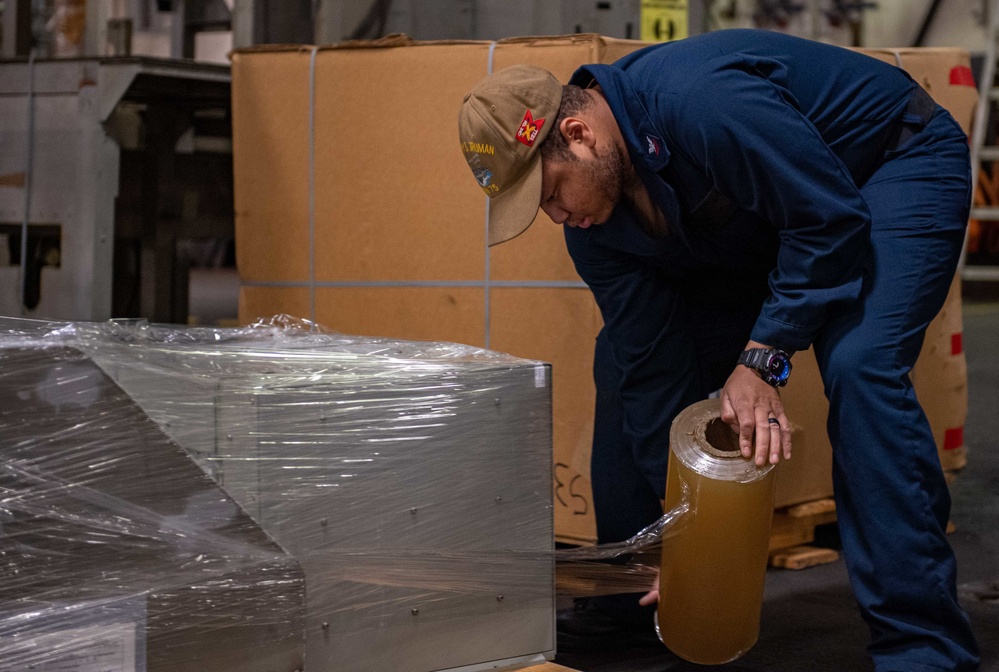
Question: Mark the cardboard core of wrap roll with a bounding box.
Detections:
[657,399,778,665]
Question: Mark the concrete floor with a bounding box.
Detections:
[554,301,999,672]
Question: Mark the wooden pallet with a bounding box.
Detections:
[770,544,841,570]
[769,498,840,570]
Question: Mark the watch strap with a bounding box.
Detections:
[738,348,790,387]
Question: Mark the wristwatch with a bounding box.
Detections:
[737,348,792,387]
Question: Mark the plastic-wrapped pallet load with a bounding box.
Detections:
[0,317,555,672]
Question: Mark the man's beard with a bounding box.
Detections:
[585,142,629,219]
[591,142,667,238]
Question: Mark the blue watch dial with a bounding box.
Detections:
[768,356,790,382]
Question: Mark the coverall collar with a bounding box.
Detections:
[569,64,671,174]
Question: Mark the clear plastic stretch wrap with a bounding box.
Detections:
[1,316,776,670]
[0,316,557,672]
[657,399,778,664]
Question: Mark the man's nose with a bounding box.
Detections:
[543,204,569,225]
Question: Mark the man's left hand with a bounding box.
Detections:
[720,342,793,466]
[638,567,659,607]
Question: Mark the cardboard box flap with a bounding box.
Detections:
[497,33,606,46]
[232,35,492,58]
[231,43,325,56]
[327,34,487,49]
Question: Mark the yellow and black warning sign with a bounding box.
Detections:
[640,0,688,42]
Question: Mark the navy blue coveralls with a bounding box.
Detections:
[565,30,979,671]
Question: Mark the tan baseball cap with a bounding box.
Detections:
[458,65,563,246]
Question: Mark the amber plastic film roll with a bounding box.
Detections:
[656,399,778,665]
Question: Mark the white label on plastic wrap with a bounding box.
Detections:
[534,365,546,388]
[10,623,136,672]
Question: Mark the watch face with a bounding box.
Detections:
[767,355,791,382]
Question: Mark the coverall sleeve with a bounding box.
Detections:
[664,57,874,352]
[565,226,700,490]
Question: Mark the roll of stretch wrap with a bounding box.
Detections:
[657,399,778,665]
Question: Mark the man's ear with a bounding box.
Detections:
[560,117,596,149]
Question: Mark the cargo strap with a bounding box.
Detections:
[308,46,319,325]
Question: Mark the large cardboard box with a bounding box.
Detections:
[232,37,976,543]
[232,35,642,544]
